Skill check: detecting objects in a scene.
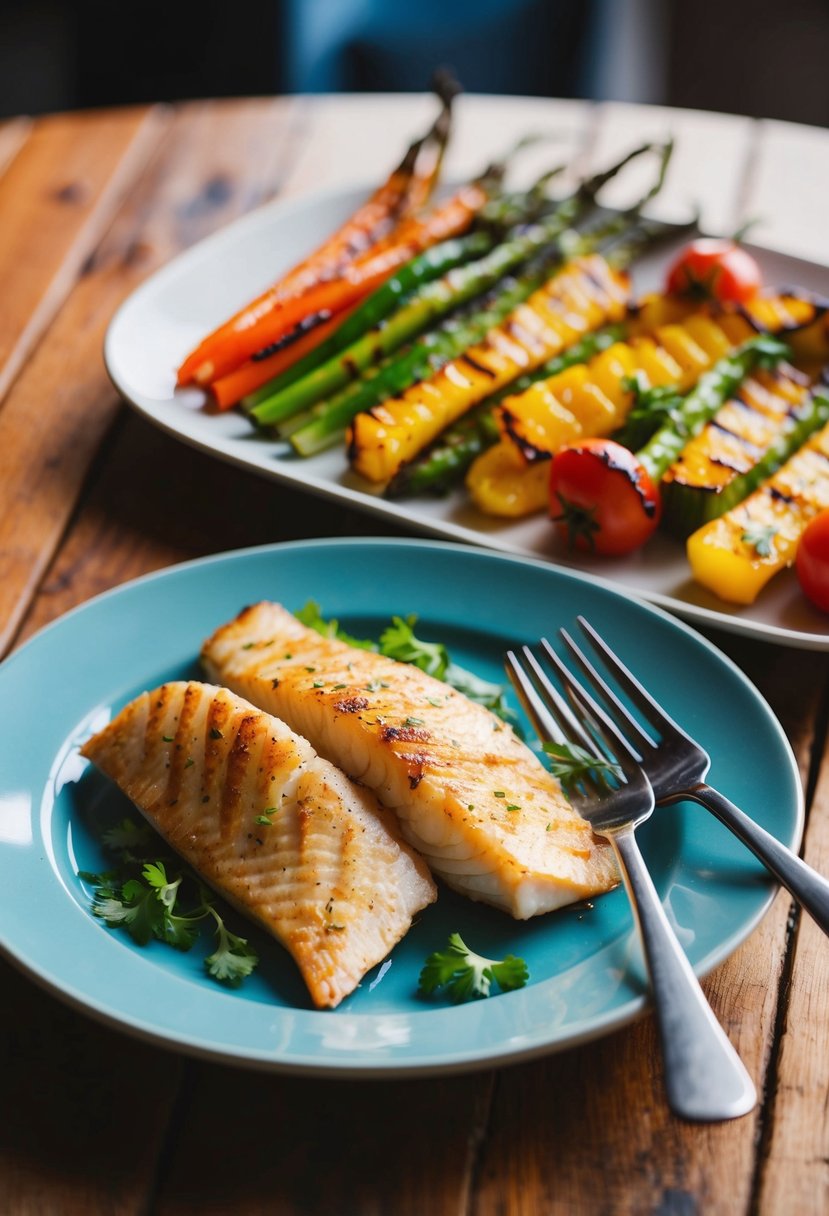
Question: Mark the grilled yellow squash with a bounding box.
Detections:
[687,413,829,604]
[468,294,827,518]
[661,365,814,535]
[347,255,630,484]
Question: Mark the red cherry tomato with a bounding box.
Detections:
[796,510,829,613]
[549,438,662,557]
[665,238,762,304]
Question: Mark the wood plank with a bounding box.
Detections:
[587,101,756,233]
[280,92,595,200]
[756,693,829,1215]
[0,97,305,659]
[16,408,406,649]
[468,636,825,1216]
[747,118,829,264]
[0,106,164,405]
[154,1068,492,1215]
[0,957,182,1216]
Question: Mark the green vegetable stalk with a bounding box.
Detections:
[636,334,791,483]
[387,326,625,497]
[247,141,669,428]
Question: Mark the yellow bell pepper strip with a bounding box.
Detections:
[687,389,829,604]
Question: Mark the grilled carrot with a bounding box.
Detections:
[208,307,359,411]
[244,145,661,421]
[177,81,457,387]
[185,172,496,394]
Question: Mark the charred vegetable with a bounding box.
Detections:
[687,396,829,604]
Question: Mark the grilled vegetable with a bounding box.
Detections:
[464,440,552,517]
[467,289,826,519]
[549,437,662,555]
[635,335,790,484]
[250,201,582,429]
[348,254,631,483]
[466,311,758,522]
[665,238,763,304]
[245,143,665,423]
[177,78,457,387]
[796,509,829,612]
[386,326,623,498]
[660,363,825,536]
[200,171,499,393]
[288,242,573,457]
[687,397,829,604]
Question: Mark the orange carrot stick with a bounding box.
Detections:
[189,180,489,388]
[208,306,360,411]
[177,81,457,388]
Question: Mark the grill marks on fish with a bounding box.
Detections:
[80,681,436,1008]
[201,604,619,919]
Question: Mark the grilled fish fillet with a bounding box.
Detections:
[202,604,618,918]
[80,681,436,1008]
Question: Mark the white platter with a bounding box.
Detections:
[104,183,829,649]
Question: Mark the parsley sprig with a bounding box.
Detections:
[81,817,258,987]
[297,602,518,728]
[418,933,529,1003]
[741,521,778,558]
[542,741,622,792]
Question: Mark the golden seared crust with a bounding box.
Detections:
[81,681,436,1008]
[202,605,619,918]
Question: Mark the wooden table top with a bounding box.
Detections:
[1,93,828,1215]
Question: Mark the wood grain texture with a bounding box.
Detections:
[0,958,181,1216]
[0,116,31,176]
[0,98,304,658]
[0,106,165,406]
[757,694,829,1216]
[153,1067,493,1216]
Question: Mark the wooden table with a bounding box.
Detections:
[1,93,828,1215]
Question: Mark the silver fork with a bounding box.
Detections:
[506,641,757,1123]
[560,616,829,938]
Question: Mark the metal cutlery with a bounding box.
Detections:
[557,616,829,938]
[505,637,757,1123]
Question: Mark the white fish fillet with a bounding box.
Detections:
[80,681,436,1008]
[202,604,619,918]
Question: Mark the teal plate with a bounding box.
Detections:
[0,539,802,1076]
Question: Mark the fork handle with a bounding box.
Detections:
[611,824,757,1123]
[676,783,829,937]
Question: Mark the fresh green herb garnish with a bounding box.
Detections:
[297,602,519,729]
[542,740,622,791]
[84,816,259,987]
[741,521,778,558]
[295,602,375,650]
[203,907,258,987]
[418,933,529,1003]
[623,373,684,423]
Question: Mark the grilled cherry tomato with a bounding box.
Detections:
[665,238,762,304]
[796,510,829,613]
[549,438,662,557]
